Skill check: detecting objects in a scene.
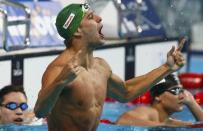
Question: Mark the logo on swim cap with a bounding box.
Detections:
[55,3,90,40]
[63,13,75,29]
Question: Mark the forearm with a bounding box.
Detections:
[124,63,171,100]
[164,118,193,127]
[187,102,203,121]
[34,81,65,118]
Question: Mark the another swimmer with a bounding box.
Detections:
[0,85,29,125]
[34,3,186,131]
[116,74,203,127]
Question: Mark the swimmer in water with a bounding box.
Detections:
[34,3,186,131]
[116,74,203,127]
[0,85,29,125]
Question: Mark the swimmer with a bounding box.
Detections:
[116,74,203,127]
[0,85,29,125]
[34,3,186,131]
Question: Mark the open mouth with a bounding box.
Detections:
[98,25,104,39]
[14,118,23,123]
[178,101,183,105]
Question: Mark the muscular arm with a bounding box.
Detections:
[107,64,171,102]
[34,66,69,118]
[107,38,186,102]
[34,50,84,118]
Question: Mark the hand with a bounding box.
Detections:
[182,90,196,106]
[166,38,186,71]
[59,50,85,84]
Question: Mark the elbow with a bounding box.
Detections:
[34,110,47,119]
[34,105,48,118]
[117,85,133,103]
[116,94,131,103]
[119,90,136,103]
[120,97,132,103]
[34,111,44,119]
[118,99,129,103]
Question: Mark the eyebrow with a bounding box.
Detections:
[86,11,94,18]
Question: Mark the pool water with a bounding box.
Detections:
[0,102,202,131]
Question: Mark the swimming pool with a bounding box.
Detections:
[0,102,202,131]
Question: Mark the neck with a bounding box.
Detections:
[152,103,172,122]
[67,39,94,69]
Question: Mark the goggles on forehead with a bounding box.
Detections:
[81,3,90,15]
[0,102,28,111]
[166,86,184,95]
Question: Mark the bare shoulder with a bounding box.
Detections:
[117,105,153,122]
[42,51,72,86]
[94,57,112,71]
[128,106,158,118]
[131,105,154,113]
[41,60,64,88]
[125,106,151,115]
[94,57,110,67]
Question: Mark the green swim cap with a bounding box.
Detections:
[55,3,90,40]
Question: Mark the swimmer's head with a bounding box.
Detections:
[150,74,181,99]
[55,3,90,40]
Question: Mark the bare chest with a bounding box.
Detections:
[61,69,109,108]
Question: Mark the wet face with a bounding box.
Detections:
[80,10,104,48]
[0,92,28,125]
[158,86,185,113]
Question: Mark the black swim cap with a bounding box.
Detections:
[150,74,180,98]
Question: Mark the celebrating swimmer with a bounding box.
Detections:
[34,3,186,131]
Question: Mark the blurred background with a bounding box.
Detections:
[0,0,203,118]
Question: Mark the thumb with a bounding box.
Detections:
[167,46,175,57]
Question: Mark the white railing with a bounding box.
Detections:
[0,0,31,51]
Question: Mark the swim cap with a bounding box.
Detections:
[150,74,180,98]
[150,82,175,98]
[55,3,90,40]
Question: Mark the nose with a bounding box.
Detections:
[15,108,23,115]
[178,92,184,100]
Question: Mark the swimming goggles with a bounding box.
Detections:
[81,3,90,12]
[166,86,184,95]
[80,3,90,17]
[0,102,28,111]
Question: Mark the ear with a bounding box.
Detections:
[73,27,82,37]
[0,109,2,116]
[155,96,161,102]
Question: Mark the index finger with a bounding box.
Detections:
[177,38,187,51]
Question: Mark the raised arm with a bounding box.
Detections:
[107,38,186,102]
[34,50,85,118]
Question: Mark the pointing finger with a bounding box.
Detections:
[177,38,187,51]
